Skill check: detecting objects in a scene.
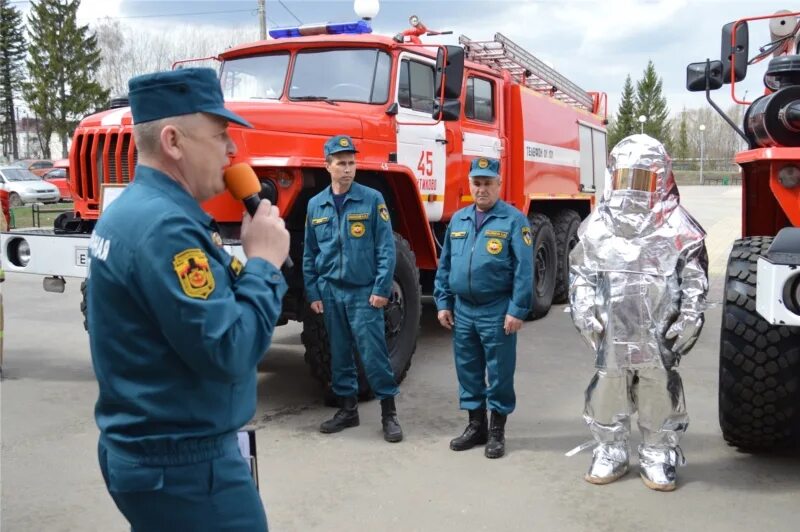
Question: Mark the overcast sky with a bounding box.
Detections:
[12,0,798,118]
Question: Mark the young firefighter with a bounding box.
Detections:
[568,134,708,491]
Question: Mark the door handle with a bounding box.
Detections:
[435,137,448,145]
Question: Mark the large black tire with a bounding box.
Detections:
[719,237,800,450]
[80,279,88,331]
[528,213,557,320]
[302,233,421,400]
[552,209,581,304]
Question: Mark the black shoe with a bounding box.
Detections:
[320,396,359,433]
[380,397,403,443]
[485,412,507,459]
[450,408,488,451]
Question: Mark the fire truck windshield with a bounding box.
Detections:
[220,53,290,100]
[289,48,391,104]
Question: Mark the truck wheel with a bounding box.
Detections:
[9,193,22,208]
[528,213,557,320]
[80,279,88,331]
[302,233,421,400]
[719,237,800,450]
[552,209,581,304]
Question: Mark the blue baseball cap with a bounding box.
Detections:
[128,68,252,128]
[324,135,358,157]
[469,157,500,178]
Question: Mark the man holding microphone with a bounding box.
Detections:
[87,68,288,531]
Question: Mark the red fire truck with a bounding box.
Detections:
[1,16,607,396]
[687,9,800,449]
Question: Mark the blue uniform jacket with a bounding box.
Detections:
[87,166,287,463]
[434,200,534,319]
[303,182,395,302]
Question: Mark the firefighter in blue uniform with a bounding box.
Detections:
[87,68,290,531]
[434,157,533,458]
[303,135,403,442]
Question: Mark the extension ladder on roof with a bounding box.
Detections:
[458,32,594,112]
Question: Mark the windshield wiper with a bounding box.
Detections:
[291,96,338,106]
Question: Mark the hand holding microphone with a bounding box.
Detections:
[224,163,291,270]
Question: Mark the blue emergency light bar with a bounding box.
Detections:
[268,20,373,39]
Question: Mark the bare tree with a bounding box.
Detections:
[93,19,259,96]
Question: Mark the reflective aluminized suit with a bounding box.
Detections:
[568,135,708,481]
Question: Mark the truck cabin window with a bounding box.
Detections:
[220,53,290,100]
[289,48,391,104]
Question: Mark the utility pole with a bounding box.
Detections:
[258,0,267,39]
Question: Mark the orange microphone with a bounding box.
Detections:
[224,163,292,268]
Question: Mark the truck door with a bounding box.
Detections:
[461,75,502,199]
[395,54,447,222]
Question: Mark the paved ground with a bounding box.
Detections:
[2,186,799,531]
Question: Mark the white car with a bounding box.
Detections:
[0,167,60,207]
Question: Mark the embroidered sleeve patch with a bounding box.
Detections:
[230,256,244,277]
[522,226,533,246]
[484,230,508,239]
[450,231,468,239]
[378,204,390,222]
[312,217,330,225]
[347,213,370,221]
[173,248,215,299]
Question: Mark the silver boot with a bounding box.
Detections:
[585,443,629,485]
[639,445,684,491]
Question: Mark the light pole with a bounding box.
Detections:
[699,124,706,185]
[638,114,647,134]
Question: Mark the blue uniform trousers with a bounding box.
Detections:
[98,437,267,532]
[320,281,399,400]
[453,297,517,415]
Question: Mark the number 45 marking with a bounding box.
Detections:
[417,150,433,177]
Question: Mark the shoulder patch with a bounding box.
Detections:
[378,203,390,222]
[522,226,533,246]
[484,230,508,239]
[173,248,215,299]
[451,231,468,239]
[230,256,244,277]
[312,217,330,226]
[347,212,370,221]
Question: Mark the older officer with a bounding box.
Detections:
[303,135,402,443]
[87,68,289,531]
[434,157,533,458]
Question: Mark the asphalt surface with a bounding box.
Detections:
[2,186,799,531]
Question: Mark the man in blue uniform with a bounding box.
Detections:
[303,135,402,443]
[87,68,289,531]
[434,157,533,459]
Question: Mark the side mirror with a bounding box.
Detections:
[686,60,723,92]
[434,45,464,100]
[721,21,748,83]
[433,45,464,121]
[432,99,461,121]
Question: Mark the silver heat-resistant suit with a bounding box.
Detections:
[568,134,708,489]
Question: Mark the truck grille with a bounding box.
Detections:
[71,131,138,202]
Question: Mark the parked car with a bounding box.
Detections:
[0,167,60,206]
[42,167,71,202]
[11,159,54,177]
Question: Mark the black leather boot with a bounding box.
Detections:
[485,411,507,458]
[319,395,359,433]
[449,408,488,451]
[380,397,403,443]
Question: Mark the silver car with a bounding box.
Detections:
[0,167,60,207]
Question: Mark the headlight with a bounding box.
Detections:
[7,237,31,267]
[778,165,800,189]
